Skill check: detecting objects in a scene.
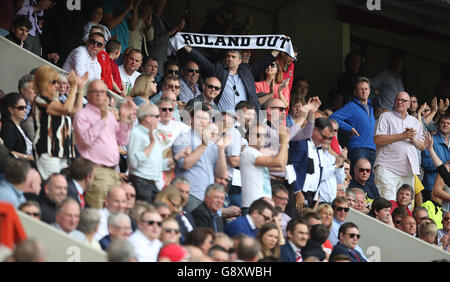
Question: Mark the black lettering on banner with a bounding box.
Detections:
[267,36,280,47]
[204,35,214,46]
[215,36,226,46]
[241,37,250,46]
[256,36,266,46]
[181,34,193,45]
[193,34,203,44]
[228,36,240,47]
[279,37,290,49]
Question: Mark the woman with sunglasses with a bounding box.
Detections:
[130,74,158,107]
[33,65,88,180]
[255,61,289,108]
[0,93,34,162]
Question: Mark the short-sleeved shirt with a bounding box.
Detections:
[119,65,140,95]
[62,46,102,81]
[374,110,424,176]
[240,146,272,208]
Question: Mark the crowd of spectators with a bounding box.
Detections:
[0,0,449,262]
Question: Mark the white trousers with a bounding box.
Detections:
[36,153,68,181]
[374,165,414,201]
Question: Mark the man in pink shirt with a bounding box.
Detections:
[374,91,425,201]
[73,79,136,209]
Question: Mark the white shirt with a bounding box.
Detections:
[62,46,101,80]
[316,149,345,203]
[302,140,324,193]
[119,65,141,95]
[157,120,191,149]
[94,208,110,241]
[128,230,162,262]
[245,214,256,230]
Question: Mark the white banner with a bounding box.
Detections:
[168,32,297,59]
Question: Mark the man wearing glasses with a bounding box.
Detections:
[63,32,105,80]
[186,77,221,111]
[128,207,163,262]
[374,91,425,201]
[348,157,380,203]
[179,61,202,103]
[330,222,366,262]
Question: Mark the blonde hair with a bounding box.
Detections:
[154,185,186,216]
[33,65,59,98]
[130,74,154,98]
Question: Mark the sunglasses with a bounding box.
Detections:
[127,193,136,199]
[150,80,157,85]
[88,38,104,48]
[270,106,287,111]
[163,227,180,234]
[395,220,401,225]
[160,107,174,112]
[336,207,350,212]
[358,168,371,173]
[345,233,361,239]
[268,62,277,68]
[273,194,289,202]
[188,68,200,74]
[167,84,181,90]
[14,105,27,111]
[143,220,162,227]
[167,69,179,75]
[233,85,240,97]
[148,114,160,118]
[25,212,40,217]
[444,217,450,221]
[207,84,221,91]
[318,130,333,141]
[51,79,58,85]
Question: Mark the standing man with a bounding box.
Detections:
[179,61,201,103]
[276,48,298,94]
[73,79,136,209]
[184,46,279,113]
[374,92,425,201]
[421,114,450,202]
[330,77,376,181]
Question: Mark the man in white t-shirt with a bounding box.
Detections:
[240,123,289,210]
[119,49,143,95]
[63,32,104,80]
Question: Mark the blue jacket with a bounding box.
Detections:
[421,133,450,191]
[224,215,258,238]
[330,98,376,151]
[330,241,367,262]
[280,242,297,262]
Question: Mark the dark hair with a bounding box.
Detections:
[314,117,333,132]
[188,102,212,118]
[310,224,329,244]
[208,245,229,257]
[0,92,26,122]
[392,206,409,221]
[143,56,158,66]
[5,158,30,185]
[344,51,361,71]
[438,113,450,126]
[353,76,370,90]
[184,227,215,247]
[271,183,288,197]
[396,184,414,198]
[370,197,392,216]
[235,101,256,111]
[70,158,95,181]
[11,15,32,30]
[249,199,274,215]
[330,254,351,262]
[88,32,105,41]
[286,219,307,235]
[163,74,179,87]
[105,39,121,54]
[163,60,179,72]
[338,222,358,238]
[331,196,348,209]
[303,211,322,226]
[18,74,34,93]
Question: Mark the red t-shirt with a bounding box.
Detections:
[97,50,113,90]
[278,60,295,94]
[390,200,413,216]
[109,56,123,91]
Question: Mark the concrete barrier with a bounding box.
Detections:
[346,209,450,262]
[18,211,107,262]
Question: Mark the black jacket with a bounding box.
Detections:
[191,202,225,233]
[0,120,28,155]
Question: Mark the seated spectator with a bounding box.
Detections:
[418,220,438,245]
[348,187,370,214]
[437,211,449,252]
[130,74,157,107]
[119,49,143,95]
[18,200,41,220]
[348,157,380,202]
[225,199,274,238]
[212,232,234,252]
[107,239,137,262]
[121,183,137,215]
[185,227,216,255]
[82,2,111,42]
[17,74,36,141]
[157,244,190,262]
[345,189,356,208]
[0,93,34,162]
[63,32,105,80]
[94,186,127,241]
[5,15,32,51]
[36,173,68,224]
[128,205,163,262]
[151,75,181,105]
[390,184,414,216]
[256,222,281,260]
[185,76,221,111]
[399,215,417,236]
[191,183,226,232]
[369,197,394,226]
[66,157,95,209]
[208,245,230,262]
[156,60,180,86]
[78,208,102,250]
[392,206,409,230]
[302,224,329,262]
[141,56,159,78]
[328,197,349,246]
[318,203,334,235]
[236,236,261,262]
[99,212,132,251]
[280,219,309,262]
[413,207,430,228]
[171,178,196,244]
[160,218,182,245]
[179,61,201,103]
[271,184,291,238]
[330,222,366,262]
[33,65,87,180]
[52,198,84,241]
[11,239,46,262]
[154,202,171,220]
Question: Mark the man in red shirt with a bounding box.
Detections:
[276,47,298,94]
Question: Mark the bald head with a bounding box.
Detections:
[105,186,127,213]
[24,168,42,195]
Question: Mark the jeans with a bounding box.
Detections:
[129,174,159,204]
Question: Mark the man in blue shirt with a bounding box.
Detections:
[330,77,376,183]
[0,159,29,208]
